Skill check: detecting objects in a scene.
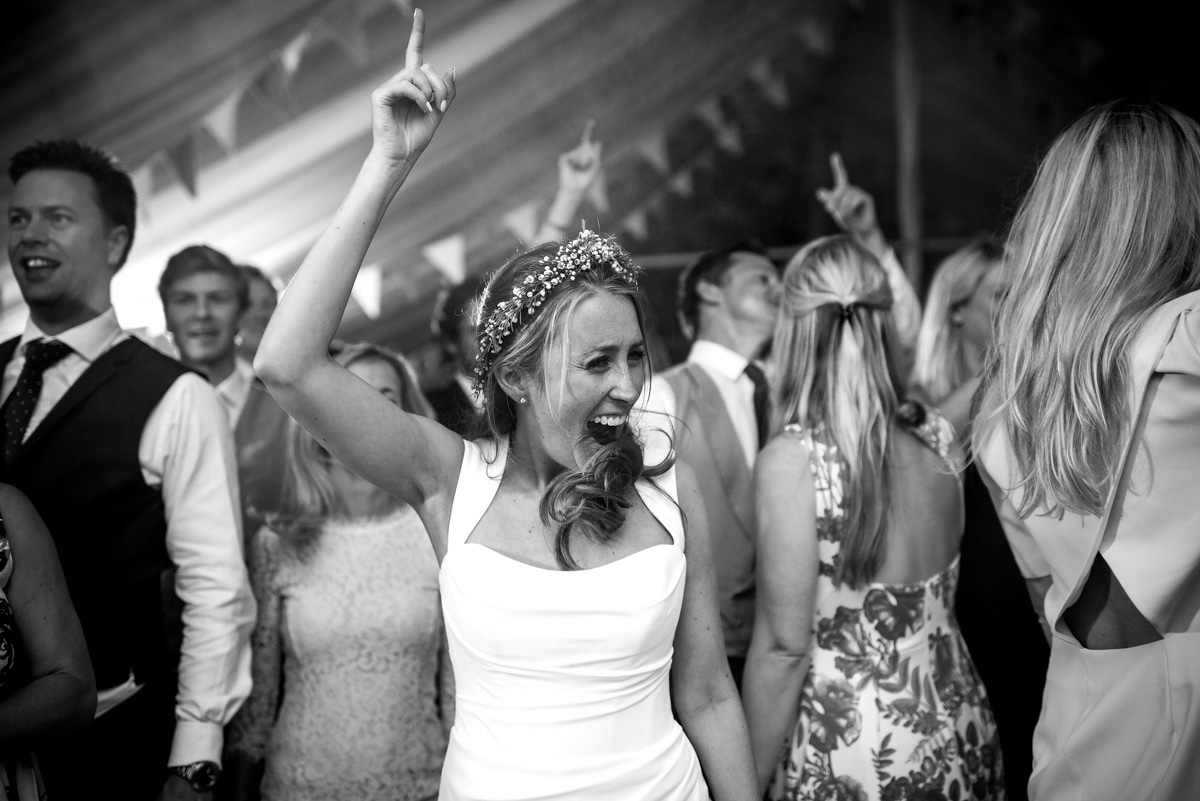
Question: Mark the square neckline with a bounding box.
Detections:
[447,435,684,573]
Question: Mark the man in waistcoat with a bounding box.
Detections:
[159,245,289,546]
[2,140,254,800]
[649,241,781,688]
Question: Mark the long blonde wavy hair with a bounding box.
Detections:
[271,343,434,547]
[771,235,923,588]
[912,238,1005,403]
[976,99,1200,518]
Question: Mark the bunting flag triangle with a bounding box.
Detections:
[423,234,467,285]
[637,133,671,176]
[585,168,610,214]
[131,160,157,224]
[351,263,383,319]
[202,88,243,154]
[501,201,541,244]
[667,168,694,199]
[280,30,312,81]
[165,135,198,197]
[250,61,294,122]
[748,57,790,108]
[319,5,370,68]
[796,19,834,56]
[695,97,744,157]
[622,208,649,241]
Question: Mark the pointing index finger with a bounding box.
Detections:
[581,119,596,147]
[406,8,425,70]
[829,152,848,189]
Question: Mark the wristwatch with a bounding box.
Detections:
[169,761,221,792]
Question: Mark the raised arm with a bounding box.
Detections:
[534,120,603,244]
[741,433,818,791]
[816,152,921,368]
[255,10,462,540]
[669,463,758,801]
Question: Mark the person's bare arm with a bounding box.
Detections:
[0,484,96,748]
[534,120,602,244]
[254,10,462,554]
[670,463,758,801]
[741,433,818,790]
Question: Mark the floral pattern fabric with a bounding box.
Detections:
[769,413,1004,801]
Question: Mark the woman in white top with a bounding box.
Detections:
[254,10,757,801]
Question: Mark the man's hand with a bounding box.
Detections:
[556,119,603,197]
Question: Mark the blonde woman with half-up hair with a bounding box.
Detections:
[743,235,1002,800]
[252,12,757,800]
[974,99,1200,799]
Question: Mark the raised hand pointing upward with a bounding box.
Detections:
[370,8,457,166]
[815,152,886,259]
[558,119,603,195]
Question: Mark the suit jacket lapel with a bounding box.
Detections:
[684,364,755,533]
[16,340,130,460]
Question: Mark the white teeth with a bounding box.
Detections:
[23,257,56,268]
[589,414,627,427]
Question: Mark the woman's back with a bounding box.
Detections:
[766,409,1004,801]
[871,421,963,585]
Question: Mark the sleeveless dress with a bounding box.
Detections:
[768,412,1005,801]
[437,437,709,801]
[227,507,452,801]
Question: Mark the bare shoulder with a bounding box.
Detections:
[755,429,812,479]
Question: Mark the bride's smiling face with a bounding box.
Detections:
[525,290,646,467]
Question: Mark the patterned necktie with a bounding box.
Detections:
[2,339,73,464]
[743,361,770,449]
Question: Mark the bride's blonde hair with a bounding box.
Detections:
[771,235,923,587]
[977,99,1200,517]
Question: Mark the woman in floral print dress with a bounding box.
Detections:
[742,235,1004,801]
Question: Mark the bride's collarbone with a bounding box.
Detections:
[469,491,670,570]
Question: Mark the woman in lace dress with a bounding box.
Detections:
[227,344,454,801]
[742,235,1004,800]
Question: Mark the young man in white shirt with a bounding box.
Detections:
[2,140,254,800]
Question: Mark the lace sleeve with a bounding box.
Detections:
[226,528,284,761]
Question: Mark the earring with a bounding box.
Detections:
[518,397,527,405]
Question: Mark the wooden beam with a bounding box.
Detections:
[892,0,923,284]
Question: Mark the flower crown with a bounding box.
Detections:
[471,229,639,395]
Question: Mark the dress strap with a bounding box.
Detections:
[636,464,685,548]
[446,436,507,550]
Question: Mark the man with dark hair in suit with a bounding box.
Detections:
[650,241,781,688]
[159,244,289,546]
[3,139,254,800]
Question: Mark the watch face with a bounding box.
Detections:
[190,762,220,792]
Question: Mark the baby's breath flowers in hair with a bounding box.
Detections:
[471,230,639,395]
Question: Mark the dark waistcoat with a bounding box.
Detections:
[0,336,189,689]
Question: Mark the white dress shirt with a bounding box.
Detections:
[214,357,255,428]
[647,340,760,470]
[0,308,255,768]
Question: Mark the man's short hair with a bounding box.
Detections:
[238,264,279,296]
[9,140,138,268]
[158,245,249,311]
[675,238,770,340]
[431,280,482,345]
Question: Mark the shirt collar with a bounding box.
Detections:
[687,339,751,382]
[19,308,123,364]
